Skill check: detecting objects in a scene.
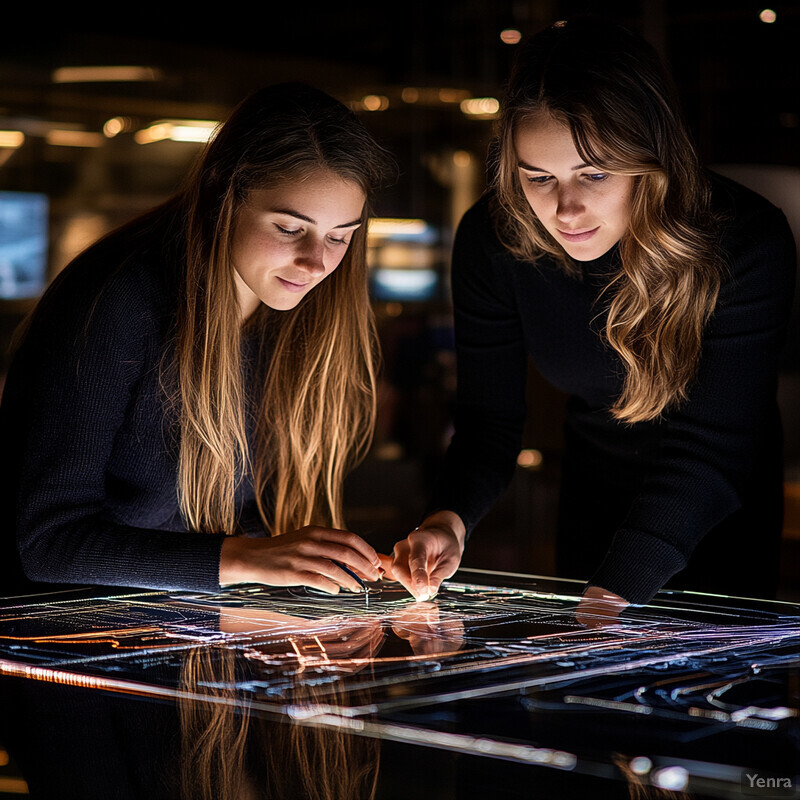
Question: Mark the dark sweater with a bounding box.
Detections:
[0,226,264,595]
[432,173,797,604]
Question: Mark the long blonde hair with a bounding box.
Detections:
[493,18,723,423]
[171,84,395,535]
[179,644,380,800]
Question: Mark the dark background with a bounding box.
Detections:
[1,0,799,580]
[1,3,799,794]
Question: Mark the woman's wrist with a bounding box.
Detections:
[219,536,253,586]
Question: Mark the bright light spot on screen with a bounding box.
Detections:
[759,8,777,22]
[135,120,218,144]
[104,117,124,137]
[0,131,25,149]
[368,218,428,237]
[500,28,522,44]
[630,756,652,775]
[0,191,49,299]
[136,123,169,144]
[517,449,543,469]
[0,748,8,766]
[103,117,134,137]
[169,125,217,143]
[460,97,500,118]
[52,66,162,83]
[653,766,689,791]
[402,87,419,103]
[453,150,471,167]
[372,269,437,297]
[361,95,389,111]
[551,751,578,769]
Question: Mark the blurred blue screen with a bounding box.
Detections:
[0,191,49,299]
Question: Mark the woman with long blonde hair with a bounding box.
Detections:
[1,83,395,594]
[388,17,796,612]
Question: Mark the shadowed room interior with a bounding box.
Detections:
[1,3,799,795]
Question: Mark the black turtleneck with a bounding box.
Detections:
[431,172,796,604]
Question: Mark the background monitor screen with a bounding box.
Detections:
[0,191,49,299]
[371,268,439,302]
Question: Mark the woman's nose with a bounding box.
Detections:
[294,237,326,276]
[555,187,585,222]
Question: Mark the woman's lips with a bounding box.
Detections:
[558,226,600,243]
[277,277,311,293]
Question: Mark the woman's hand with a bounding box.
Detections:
[575,585,629,629]
[218,607,386,662]
[219,526,382,594]
[389,601,466,656]
[386,511,466,601]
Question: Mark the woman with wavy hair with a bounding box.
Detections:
[389,18,796,612]
[1,83,395,595]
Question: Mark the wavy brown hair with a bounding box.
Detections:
[493,18,723,422]
[171,84,395,535]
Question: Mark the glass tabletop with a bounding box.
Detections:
[1,569,798,798]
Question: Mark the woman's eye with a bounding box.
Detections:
[526,175,552,185]
[327,235,349,246]
[275,224,302,236]
[584,173,609,182]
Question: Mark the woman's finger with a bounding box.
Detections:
[311,528,382,570]
[293,570,342,595]
[390,542,414,594]
[407,534,435,600]
[303,557,366,593]
[309,541,381,582]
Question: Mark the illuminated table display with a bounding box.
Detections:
[0,569,798,798]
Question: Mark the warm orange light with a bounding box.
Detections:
[385,302,403,317]
[104,118,124,137]
[460,97,500,118]
[399,87,470,106]
[517,449,543,469]
[0,131,24,148]
[0,776,28,793]
[453,150,471,167]
[52,66,162,83]
[500,29,522,44]
[46,130,104,147]
[759,8,777,22]
[438,88,468,104]
[135,120,218,144]
[368,218,428,237]
[103,117,134,137]
[361,94,389,111]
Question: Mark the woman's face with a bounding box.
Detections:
[514,112,634,261]
[231,169,366,316]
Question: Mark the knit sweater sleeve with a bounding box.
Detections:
[429,197,528,533]
[588,185,797,603]
[5,258,226,592]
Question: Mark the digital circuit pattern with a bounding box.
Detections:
[1,569,798,796]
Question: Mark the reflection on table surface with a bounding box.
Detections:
[0,569,798,799]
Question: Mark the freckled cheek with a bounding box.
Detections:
[242,235,296,266]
